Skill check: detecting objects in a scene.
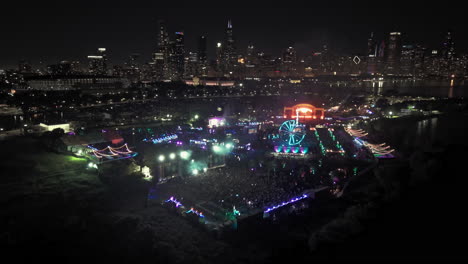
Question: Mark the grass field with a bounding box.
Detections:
[0,136,104,203]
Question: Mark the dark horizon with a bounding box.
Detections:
[1,2,466,69]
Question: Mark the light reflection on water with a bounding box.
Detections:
[360,79,467,97]
[389,114,468,152]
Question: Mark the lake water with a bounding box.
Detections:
[374,113,468,156]
[359,79,467,98]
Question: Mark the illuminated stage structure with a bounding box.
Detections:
[283,104,325,121]
[208,117,226,128]
[272,106,354,158]
[89,143,138,162]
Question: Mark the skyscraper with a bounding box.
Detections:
[366,33,378,75]
[400,44,416,76]
[216,42,224,74]
[123,53,141,83]
[246,44,255,64]
[378,41,385,58]
[184,52,198,78]
[385,32,402,75]
[440,31,455,77]
[283,47,297,63]
[88,48,107,75]
[98,48,108,74]
[413,44,426,77]
[320,44,332,73]
[198,35,208,77]
[152,52,165,81]
[425,49,441,76]
[282,47,298,76]
[156,19,171,80]
[223,20,237,74]
[441,31,455,61]
[157,20,170,52]
[171,31,185,80]
[367,32,376,57]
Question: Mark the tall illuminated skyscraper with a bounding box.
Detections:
[172,31,185,80]
[440,30,455,77]
[413,44,426,77]
[98,48,107,74]
[156,19,171,80]
[400,44,415,76]
[385,32,402,75]
[198,35,208,77]
[223,20,237,74]
[216,42,224,74]
[246,44,255,64]
[184,52,198,78]
[366,33,379,75]
[88,48,107,75]
[367,32,376,57]
[442,31,455,61]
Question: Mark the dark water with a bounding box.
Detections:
[1,80,466,130]
[413,114,466,146]
[373,113,468,156]
[322,79,467,97]
[361,79,467,98]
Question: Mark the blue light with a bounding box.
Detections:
[264,194,308,213]
[186,208,205,218]
[165,196,182,208]
[166,196,205,218]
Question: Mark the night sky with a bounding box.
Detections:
[0,1,466,68]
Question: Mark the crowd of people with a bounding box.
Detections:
[161,155,331,218]
[157,126,372,219]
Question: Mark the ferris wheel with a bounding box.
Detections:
[279,120,306,145]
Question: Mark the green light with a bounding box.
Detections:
[180,151,190,160]
[68,156,86,162]
[192,169,199,175]
[169,153,176,160]
[194,114,199,119]
[225,143,233,149]
[158,155,165,162]
[213,145,222,153]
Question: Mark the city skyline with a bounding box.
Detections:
[0,3,466,68]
